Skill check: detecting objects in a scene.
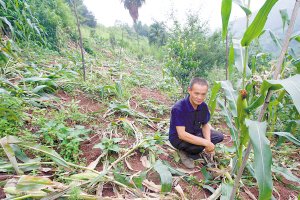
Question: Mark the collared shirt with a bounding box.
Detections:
[169,95,210,145]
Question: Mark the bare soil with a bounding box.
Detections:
[131,87,172,106]
[56,90,103,114]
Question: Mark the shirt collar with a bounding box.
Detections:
[185,95,203,112]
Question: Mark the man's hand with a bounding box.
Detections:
[205,141,215,153]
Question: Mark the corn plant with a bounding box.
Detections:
[0,0,45,43]
[208,0,300,199]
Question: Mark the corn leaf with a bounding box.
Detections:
[153,160,172,192]
[279,9,290,31]
[221,0,232,39]
[271,132,300,146]
[16,175,53,191]
[272,166,300,183]
[241,0,278,46]
[233,39,251,76]
[19,142,69,168]
[233,0,251,16]
[220,183,233,200]
[266,74,300,114]
[249,75,300,114]
[228,42,235,79]
[220,80,238,117]
[218,100,239,151]
[268,29,282,48]
[0,136,23,175]
[246,119,273,200]
[208,82,221,116]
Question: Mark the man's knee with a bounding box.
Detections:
[211,130,224,144]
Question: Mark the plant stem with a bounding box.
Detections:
[229,1,300,199]
[225,33,229,106]
[242,47,249,89]
[242,0,251,89]
[66,162,101,175]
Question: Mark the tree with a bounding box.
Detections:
[121,0,145,23]
[70,0,86,81]
[148,21,167,46]
[165,14,226,95]
[76,2,97,27]
[133,21,149,37]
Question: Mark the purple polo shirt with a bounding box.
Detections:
[169,95,210,146]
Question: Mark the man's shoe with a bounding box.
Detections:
[178,150,195,169]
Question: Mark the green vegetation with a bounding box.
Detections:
[166,14,226,94]
[0,0,299,199]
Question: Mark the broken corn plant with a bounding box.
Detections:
[0,135,176,199]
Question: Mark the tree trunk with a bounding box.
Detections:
[72,0,86,81]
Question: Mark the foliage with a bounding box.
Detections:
[38,121,90,162]
[165,14,226,94]
[28,0,77,49]
[93,137,122,154]
[139,132,167,154]
[70,0,97,28]
[0,0,45,43]
[0,94,23,137]
[148,21,167,46]
[211,0,300,199]
[133,21,149,37]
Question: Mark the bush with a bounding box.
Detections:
[165,14,225,95]
[0,94,23,137]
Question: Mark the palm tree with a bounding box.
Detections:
[121,0,145,23]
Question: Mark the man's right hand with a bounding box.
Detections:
[205,141,215,153]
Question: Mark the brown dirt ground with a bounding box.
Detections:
[56,90,103,114]
[131,87,172,106]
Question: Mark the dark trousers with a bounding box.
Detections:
[172,129,224,155]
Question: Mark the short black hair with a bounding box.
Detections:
[188,77,208,88]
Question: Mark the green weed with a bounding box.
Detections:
[93,137,122,154]
[38,121,90,162]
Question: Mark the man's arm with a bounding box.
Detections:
[176,126,214,150]
[202,123,211,141]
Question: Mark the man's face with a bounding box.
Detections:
[188,83,208,106]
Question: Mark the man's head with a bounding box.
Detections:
[188,77,209,107]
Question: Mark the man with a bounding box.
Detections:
[169,77,224,168]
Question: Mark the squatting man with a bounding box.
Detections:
[169,77,224,168]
